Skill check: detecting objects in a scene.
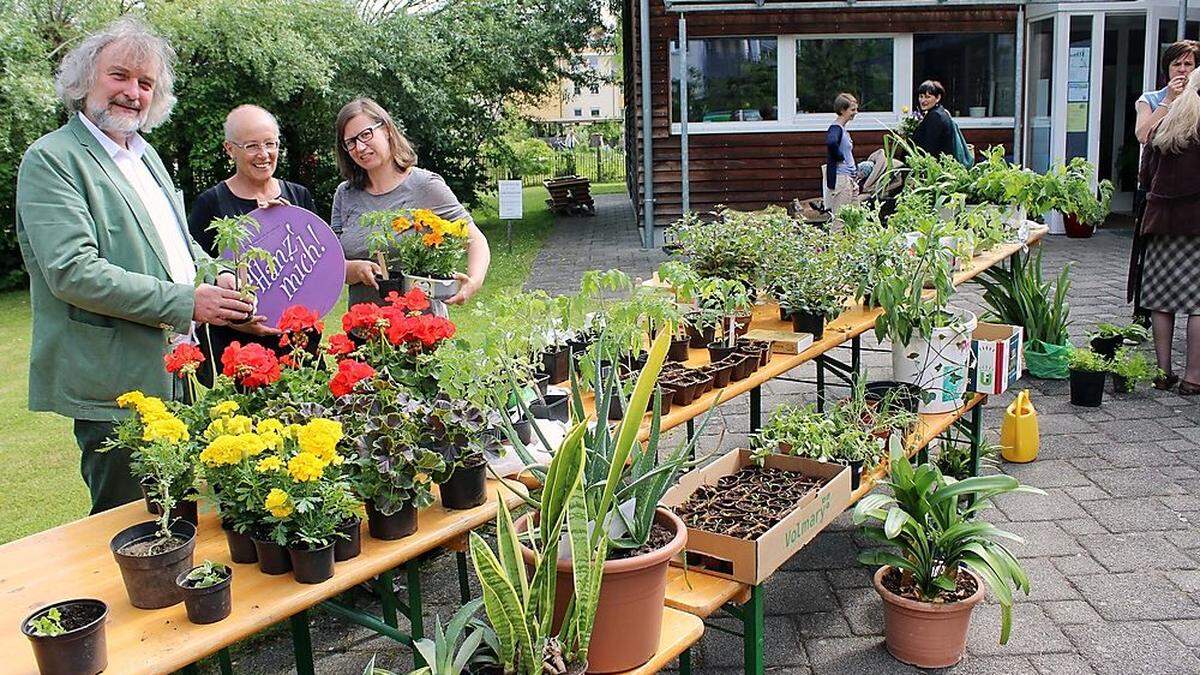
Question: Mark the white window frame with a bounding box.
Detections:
[671,32,1016,135]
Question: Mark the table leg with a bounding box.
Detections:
[816,357,827,412]
[377,569,399,628]
[749,386,761,434]
[680,647,693,675]
[457,551,471,604]
[686,418,695,445]
[743,585,764,675]
[851,335,861,387]
[177,665,199,675]
[218,647,234,675]
[291,610,315,675]
[407,561,425,641]
[969,402,983,477]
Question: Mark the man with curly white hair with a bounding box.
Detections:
[14,17,261,513]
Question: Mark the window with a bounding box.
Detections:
[574,108,583,117]
[913,33,1016,118]
[670,37,778,123]
[590,84,601,95]
[795,38,894,113]
[587,55,601,70]
[591,108,601,117]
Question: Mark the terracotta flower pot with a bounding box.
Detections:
[873,566,986,669]
[516,508,687,673]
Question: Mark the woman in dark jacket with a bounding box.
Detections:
[1138,68,1200,393]
[912,80,956,158]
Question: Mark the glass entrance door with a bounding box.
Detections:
[1025,18,1055,173]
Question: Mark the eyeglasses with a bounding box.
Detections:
[229,139,281,154]
[342,122,384,152]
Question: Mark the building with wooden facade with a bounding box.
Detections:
[622,0,1200,245]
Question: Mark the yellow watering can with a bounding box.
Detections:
[1000,389,1039,463]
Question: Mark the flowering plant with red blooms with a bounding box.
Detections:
[342,302,387,339]
[278,305,324,350]
[221,341,283,389]
[165,343,205,377]
[329,359,376,398]
[385,288,431,314]
[326,333,357,357]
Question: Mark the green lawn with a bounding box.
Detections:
[0,183,625,543]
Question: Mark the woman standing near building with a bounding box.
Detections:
[1138,68,1200,393]
[825,93,859,216]
[331,97,491,308]
[912,80,956,158]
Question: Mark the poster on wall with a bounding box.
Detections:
[1067,82,1090,103]
[1067,102,1089,133]
[1068,47,1090,83]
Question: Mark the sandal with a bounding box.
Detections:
[1155,374,1180,391]
[1179,380,1200,396]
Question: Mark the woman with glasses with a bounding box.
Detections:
[331,97,490,308]
[187,104,310,383]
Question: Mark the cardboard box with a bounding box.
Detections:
[744,329,814,355]
[661,449,850,585]
[969,322,1024,395]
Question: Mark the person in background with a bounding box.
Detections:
[1137,68,1200,393]
[825,93,859,217]
[15,19,257,513]
[1128,40,1200,327]
[331,97,490,308]
[912,80,956,158]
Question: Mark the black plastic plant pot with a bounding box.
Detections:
[657,386,676,414]
[791,312,826,340]
[21,599,108,675]
[1069,368,1107,407]
[170,498,199,527]
[1112,375,1134,394]
[779,306,793,321]
[366,500,418,540]
[221,521,258,564]
[511,415,533,445]
[372,276,406,306]
[843,459,864,491]
[707,342,738,364]
[287,542,335,584]
[730,355,756,382]
[532,372,551,397]
[670,379,699,406]
[334,518,362,562]
[439,458,488,510]
[530,391,570,422]
[1090,335,1124,359]
[110,520,197,609]
[252,538,293,575]
[541,347,571,384]
[686,323,716,349]
[176,567,233,624]
[139,477,160,515]
[708,362,734,388]
[607,393,625,421]
[734,313,752,336]
[864,381,923,416]
[668,335,692,362]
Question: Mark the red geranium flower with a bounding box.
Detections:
[386,288,431,313]
[342,302,388,338]
[221,341,282,388]
[329,359,376,398]
[278,305,324,349]
[164,343,205,378]
[412,314,455,347]
[326,333,356,356]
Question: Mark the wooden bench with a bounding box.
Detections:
[615,606,704,675]
[544,175,596,216]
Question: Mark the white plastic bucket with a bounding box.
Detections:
[892,308,978,414]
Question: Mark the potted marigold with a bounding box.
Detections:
[362,208,470,302]
[104,392,197,609]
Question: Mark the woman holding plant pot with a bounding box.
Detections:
[331,97,490,310]
[1138,67,1200,394]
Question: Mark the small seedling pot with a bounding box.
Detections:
[21,599,108,675]
[707,342,738,364]
[668,335,692,362]
[176,566,233,624]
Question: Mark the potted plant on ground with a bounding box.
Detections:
[1109,347,1161,394]
[853,437,1040,668]
[1068,347,1109,407]
[408,598,501,675]
[362,208,471,302]
[979,248,1072,379]
[1058,159,1114,238]
[106,392,198,609]
[21,599,109,675]
[176,560,233,625]
[1089,321,1150,359]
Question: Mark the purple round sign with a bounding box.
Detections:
[223,205,345,327]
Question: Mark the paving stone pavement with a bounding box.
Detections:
[212,200,1200,673]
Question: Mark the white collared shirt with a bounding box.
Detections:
[78,113,196,287]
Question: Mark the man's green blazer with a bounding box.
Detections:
[16,114,207,421]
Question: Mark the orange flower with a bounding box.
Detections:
[391,216,412,234]
[422,230,444,246]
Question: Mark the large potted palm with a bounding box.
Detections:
[852,437,1042,668]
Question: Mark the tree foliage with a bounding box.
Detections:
[0,0,607,290]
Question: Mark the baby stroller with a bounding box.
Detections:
[793,148,909,225]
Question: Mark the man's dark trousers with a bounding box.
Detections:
[74,419,140,514]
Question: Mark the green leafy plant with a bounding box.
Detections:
[1109,347,1161,391]
[935,436,1000,481]
[182,560,231,589]
[1067,347,1109,373]
[195,214,276,295]
[1091,322,1150,344]
[361,209,470,279]
[978,248,1071,347]
[27,608,66,638]
[853,437,1044,644]
[409,599,500,675]
[873,197,961,346]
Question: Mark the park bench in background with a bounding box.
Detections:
[544,175,595,216]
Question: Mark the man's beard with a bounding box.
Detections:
[87,99,147,135]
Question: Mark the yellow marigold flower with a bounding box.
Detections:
[200,435,243,468]
[257,418,285,436]
[226,415,254,435]
[143,415,189,444]
[446,219,468,238]
[116,391,146,408]
[136,397,170,423]
[287,451,325,482]
[264,488,294,518]
[256,455,284,473]
[284,423,303,440]
[297,419,342,458]
[261,432,285,452]
[209,400,239,419]
[237,432,269,458]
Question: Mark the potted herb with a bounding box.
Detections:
[979,248,1072,379]
[1059,160,1114,238]
[775,253,847,341]
[699,277,752,362]
[853,437,1040,668]
[362,208,471,301]
[21,600,108,675]
[1089,322,1150,359]
[408,599,501,675]
[336,388,445,540]
[107,393,198,609]
[1109,347,1160,394]
[176,560,233,624]
[1068,347,1109,407]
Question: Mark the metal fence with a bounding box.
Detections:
[487,147,626,187]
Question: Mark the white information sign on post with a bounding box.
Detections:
[498,180,524,220]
